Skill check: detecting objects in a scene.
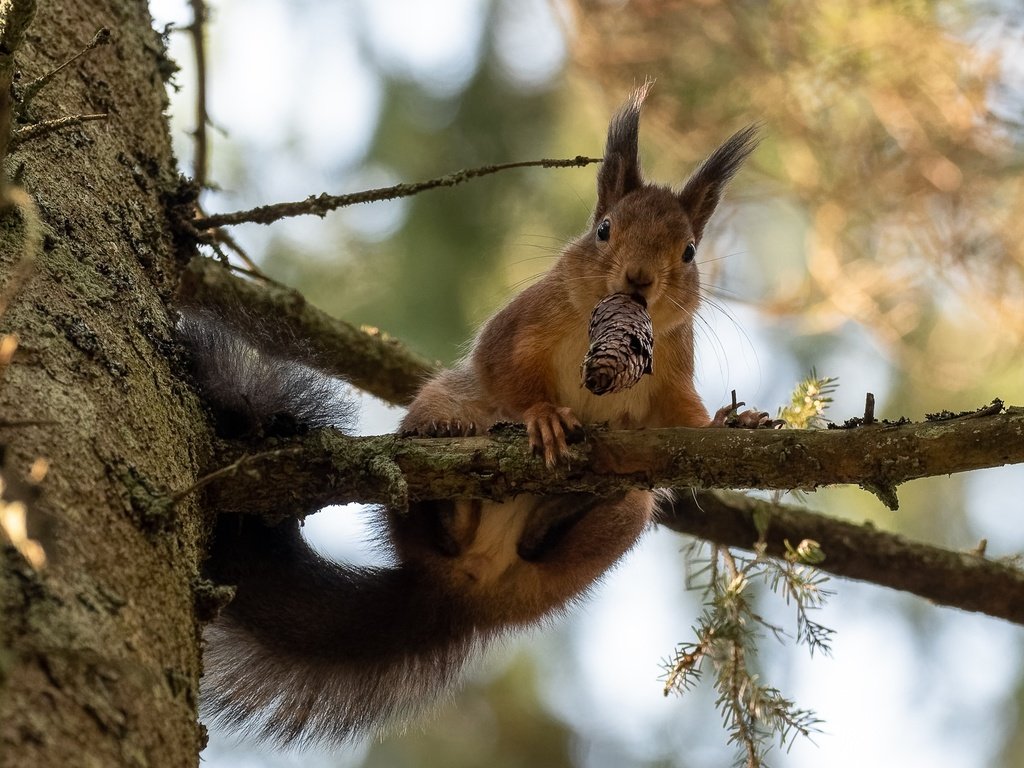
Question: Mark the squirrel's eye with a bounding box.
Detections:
[683,242,697,263]
[597,219,611,242]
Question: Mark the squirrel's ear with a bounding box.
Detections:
[678,125,760,244]
[595,82,652,223]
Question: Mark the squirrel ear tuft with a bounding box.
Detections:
[678,124,760,244]
[595,81,653,222]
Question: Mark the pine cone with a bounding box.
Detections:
[581,293,654,395]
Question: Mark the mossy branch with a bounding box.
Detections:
[205,408,1024,508]
[196,411,1024,624]
[176,264,1024,625]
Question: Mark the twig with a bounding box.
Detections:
[16,27,110,116]
[192,155,604,229]
[719,546,741,580]
[169,446,302,506]
[9,112,107,147]
[187,0,209,189]
[207,226,270,279]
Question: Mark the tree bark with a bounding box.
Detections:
[0,2,206,767]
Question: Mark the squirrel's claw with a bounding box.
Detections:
[524,403,583,468]
[710,401,777,429]
[733,409,774,428]
[402,419,479,438]
[710,401,746,428]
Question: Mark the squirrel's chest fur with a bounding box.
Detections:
[450,326,662,591]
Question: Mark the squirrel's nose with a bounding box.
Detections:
[625,268,654,292]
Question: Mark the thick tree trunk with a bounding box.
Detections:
[0,2,206,766]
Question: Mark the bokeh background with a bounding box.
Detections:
[150,1,1024,765]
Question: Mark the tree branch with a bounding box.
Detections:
[9,111,107,147]
[190,155,603,230]
[177,265,1024,625]
[205,407,1024,511]
[197,415,1024,624]
[178,256,434,405]
[187,0,209,189]
[659,489,1024,625]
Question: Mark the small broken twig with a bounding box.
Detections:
[187,0,210,189]
[10,112,107,147]
[16,27,111,117]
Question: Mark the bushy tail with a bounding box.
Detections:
[203,517,477,745]
[177,308,479,745]
[176,306,356,438]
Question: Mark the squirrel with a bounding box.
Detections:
[186,83,763,747]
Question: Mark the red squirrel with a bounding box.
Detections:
[191,84,761,746]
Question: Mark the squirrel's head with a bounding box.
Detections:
[570,82,759,333]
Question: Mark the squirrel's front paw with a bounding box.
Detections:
[402,418,478,438]
[523,403,583,468]
[710,401,777,429]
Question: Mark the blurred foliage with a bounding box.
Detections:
[563,7,1024,680]
[263,2,563,362]
[357,654,578,768]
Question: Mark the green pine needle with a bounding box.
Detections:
[777,369,838,429]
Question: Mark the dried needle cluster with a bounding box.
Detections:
[662,374,840,767]
[663,543,831,767]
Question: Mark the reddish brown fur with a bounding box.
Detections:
[398,87,760,644]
